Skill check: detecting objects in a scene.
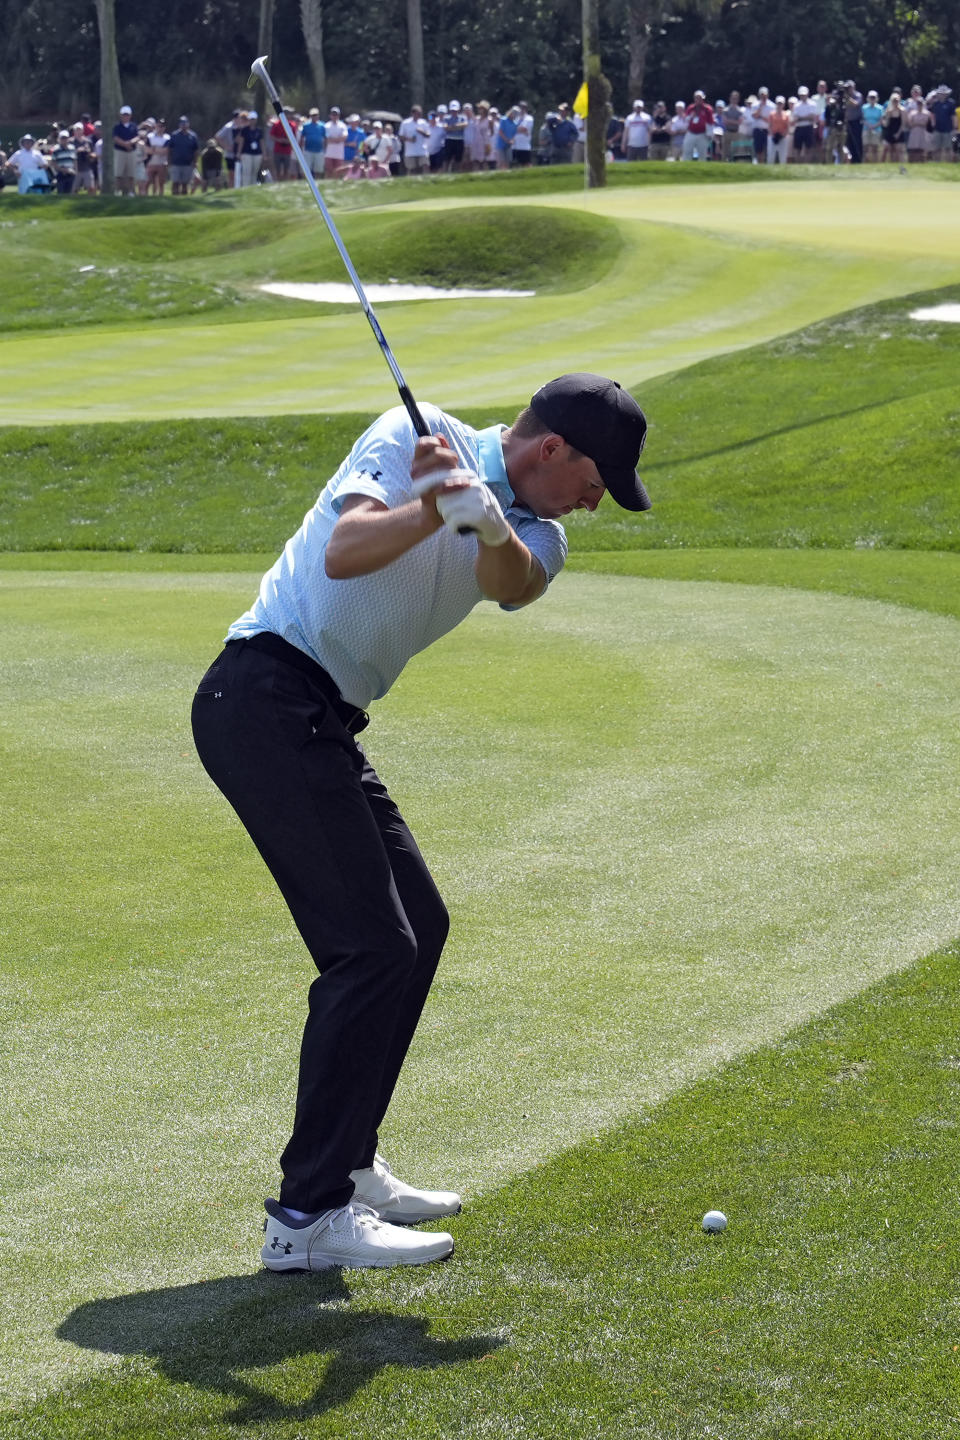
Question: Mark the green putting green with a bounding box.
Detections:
[2,178,959,424]
[2,566,958,1405]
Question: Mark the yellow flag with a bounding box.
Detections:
[573,82,589,117]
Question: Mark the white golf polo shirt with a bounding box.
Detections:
[227,404,567,708]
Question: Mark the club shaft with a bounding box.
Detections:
[251,57,429,438]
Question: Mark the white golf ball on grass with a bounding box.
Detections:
[702,1210,727,1233]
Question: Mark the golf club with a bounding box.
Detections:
[248,55,429,439]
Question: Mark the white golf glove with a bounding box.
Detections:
[436,482,511,546]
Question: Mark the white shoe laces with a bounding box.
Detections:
[324,1201,388,1237]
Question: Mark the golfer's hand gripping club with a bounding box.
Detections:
[437,482,510,546]
[411,471,508,544]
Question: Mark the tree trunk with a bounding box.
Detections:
[626,0,654,105]
[93,0,122,194]
[583,0,609,188]
[300,0,327,111]
[407,0,425,109]
[254,0,275,120]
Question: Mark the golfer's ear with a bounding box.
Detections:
[539,433,565,462]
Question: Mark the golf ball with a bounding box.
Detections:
[702,1210,727,1233]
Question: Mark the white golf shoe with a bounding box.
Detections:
[349,1153,462,1225]
[261,1197,454,1271]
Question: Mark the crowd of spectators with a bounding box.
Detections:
[2,77,956,195]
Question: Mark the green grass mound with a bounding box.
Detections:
[0,203,618,332]
[244,203,620,290]
[1,281,957,553]
[565,279,960,553]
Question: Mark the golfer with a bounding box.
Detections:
[192,373,650,1271]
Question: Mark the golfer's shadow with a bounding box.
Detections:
[59,1269,506,1423]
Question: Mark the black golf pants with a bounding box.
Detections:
[191,636,449,1214]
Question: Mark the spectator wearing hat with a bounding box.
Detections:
[71,122,96,192]
[750,87,774,162]
[767,96,790,163]
[861,91,884,161]
[669,101,688,160]
[512,102,534,166]
[622,100,652,161]
[299,108,326,177]
[168,116,200,195]
[112,104,138,194]
[362,119,384,163]
[682,91,713,160]
[324,107,348,178]
[345,115,366,165]
[550,106,577,164]
[905,93,932,162]
[467,101,493,169]
[399,105,430,174]
[200,137,225,191]
[49,129,78,193]
[8,135,51,193]
[442,100,467,171]
[928,86,956,161]
[235,110,264,187]
[145,119,170,195]
[790,87,818,162]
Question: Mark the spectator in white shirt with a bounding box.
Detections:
[512,103,534,165]
[324,106,348,179]
[622,100,652,160]
[669,101,688,160]
[790,86,819,163]
[399,105,431,173]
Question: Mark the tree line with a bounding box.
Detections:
[1,0,956,130]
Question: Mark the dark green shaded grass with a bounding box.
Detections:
[7,940,958,1440]
[0,414,369,552]
[0,204,617,332]
[2,282,959,554]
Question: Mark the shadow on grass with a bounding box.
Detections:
[58,1270,505,1423]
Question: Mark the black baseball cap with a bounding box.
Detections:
[529,373,651,511]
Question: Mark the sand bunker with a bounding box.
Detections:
[261,281,535,303]
[909,303,960,323]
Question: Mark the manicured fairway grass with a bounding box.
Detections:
[7,940,959,1439]
[2,167,959,1439]
[2,566,959,1427]
[3,174,960,423]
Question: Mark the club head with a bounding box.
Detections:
[248,55,271,91]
